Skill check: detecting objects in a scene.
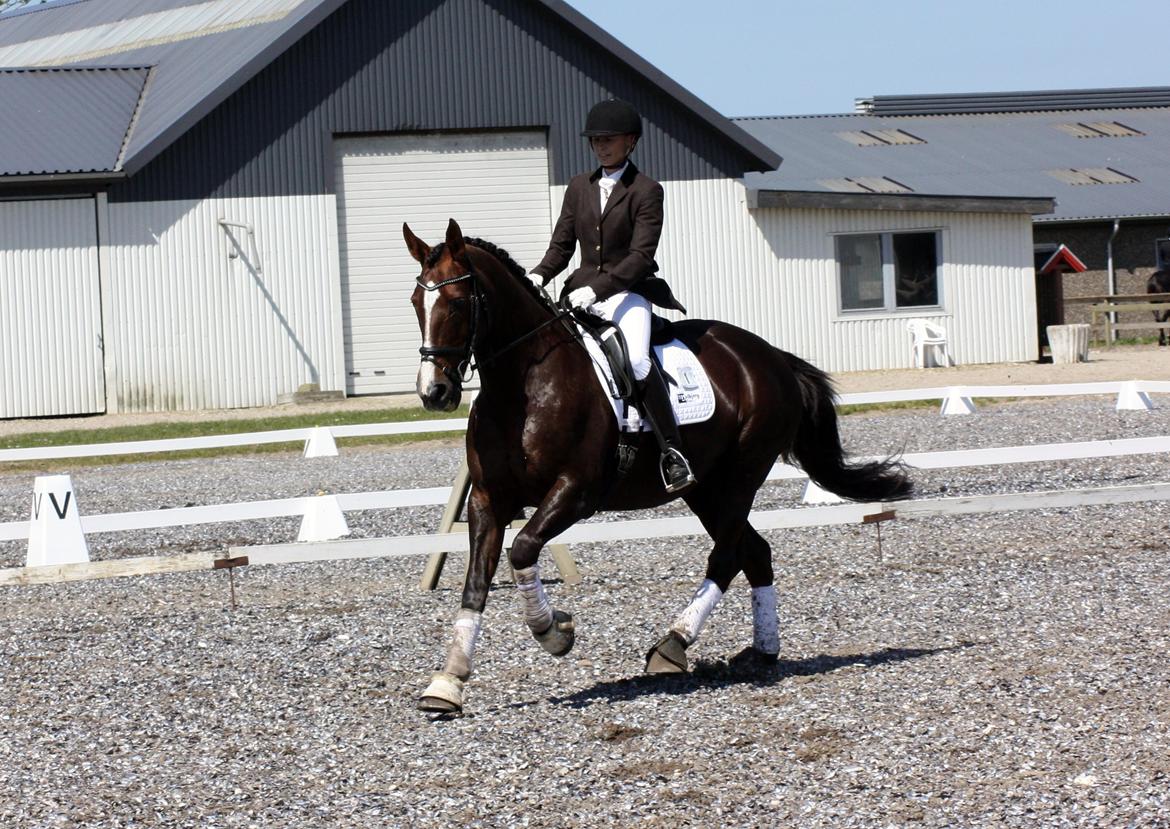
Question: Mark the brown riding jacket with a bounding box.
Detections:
[531,163,685,313]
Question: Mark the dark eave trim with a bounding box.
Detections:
[537,0,782,173]
[748,189,1055,215]
[0,171,125,187]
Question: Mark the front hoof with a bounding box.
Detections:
[534,609,575,656]
[418,672,464,714]
[645,631,689,674]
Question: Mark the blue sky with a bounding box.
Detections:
[562,0,1168,117]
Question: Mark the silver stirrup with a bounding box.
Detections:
[661,449,696,493]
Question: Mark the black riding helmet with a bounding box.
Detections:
[581,99,642,137]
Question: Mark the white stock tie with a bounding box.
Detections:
[599,177,615,211]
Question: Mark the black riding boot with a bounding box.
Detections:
[636,362,697,494]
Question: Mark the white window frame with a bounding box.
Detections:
[833,228,944,316]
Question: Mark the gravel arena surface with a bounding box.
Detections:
[1,390,1169,825]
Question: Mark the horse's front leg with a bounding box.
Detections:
[419,484,512,714]
[509,477,595,657]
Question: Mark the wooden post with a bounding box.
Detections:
[418,462,472,590]
[419,460,581,590]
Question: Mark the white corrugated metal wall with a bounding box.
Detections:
[652,178,1037,372]
[25,177,1035,418]
[101,194,343,412]
[0,198,105,418]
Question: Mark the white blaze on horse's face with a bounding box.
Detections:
[416,280,444,396]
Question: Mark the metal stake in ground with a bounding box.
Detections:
[213,556,250,609]
[863,510,897,563]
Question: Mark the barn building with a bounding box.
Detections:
[739,87,1170,337]
[1,0,1051,419]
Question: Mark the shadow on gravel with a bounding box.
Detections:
[547,642,979,710]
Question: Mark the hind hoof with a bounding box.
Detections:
[534,609,575,656]
[645,631,689,674]
[727,646,779,668]
[418,672,464,714]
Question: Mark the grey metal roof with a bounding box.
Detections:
[0,0,778,185]
[0,0,343,180]
[0,66,148,176]
[736,105,1170,221]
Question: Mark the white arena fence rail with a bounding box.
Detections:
[1,435,1168,543]
[5,481,1170,586]
[0,380,1166,466]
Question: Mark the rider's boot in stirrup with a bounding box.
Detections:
[636,363,697,494]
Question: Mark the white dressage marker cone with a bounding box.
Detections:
[802,480,844,505]
[940,388,976,416]
[303,426,339,458]
[1116,381,1154,411]
[26,474,90,567]
[297,494,350,542]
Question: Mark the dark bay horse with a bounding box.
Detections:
[1148,269,1170,346]
[405,219,911,714]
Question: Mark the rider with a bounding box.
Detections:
[528,99,696,494]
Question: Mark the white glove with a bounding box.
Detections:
[526,273,545,292]
[567,286,597,310]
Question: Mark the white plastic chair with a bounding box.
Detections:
[907,318,953,368]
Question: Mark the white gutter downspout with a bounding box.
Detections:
[1106,218,1121,342]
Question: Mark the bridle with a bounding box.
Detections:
[416,269,485,386]
[416,264,572,387]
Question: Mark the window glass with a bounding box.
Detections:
[837,234,884,310]
[893,232,938,307]
[1156,238,1170,270]
[837,230,940,313]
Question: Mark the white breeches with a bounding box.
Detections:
[590,290,652,381]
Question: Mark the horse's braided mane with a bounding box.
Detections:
[425,237,549,305]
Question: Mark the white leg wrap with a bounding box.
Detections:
[513,564,554,633]
[441,608,482,679]
[670,579,724,645]
[751,585,780,655]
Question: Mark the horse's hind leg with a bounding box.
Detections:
[645,485,758,673]
[737,524,780,662]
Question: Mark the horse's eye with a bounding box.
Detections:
[449,297,468,313]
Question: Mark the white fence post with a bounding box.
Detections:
[297,494,350,542]
[940,388,976,416]
[802,481,845,504]
[303,427,339,458]
[1116,382,1154,411]
[26,475,90,567]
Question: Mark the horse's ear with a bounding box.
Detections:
[403,223,430,265]
[445,218,467,265]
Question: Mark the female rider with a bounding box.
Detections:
[528,99,695,494]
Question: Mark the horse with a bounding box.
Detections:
[1148,269,1170,346]
[404,218,912,714]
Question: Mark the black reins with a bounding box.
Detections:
[415,266,572,385]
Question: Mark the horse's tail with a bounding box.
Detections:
[784,354,913,502]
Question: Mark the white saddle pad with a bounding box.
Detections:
[579,326,716,432]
